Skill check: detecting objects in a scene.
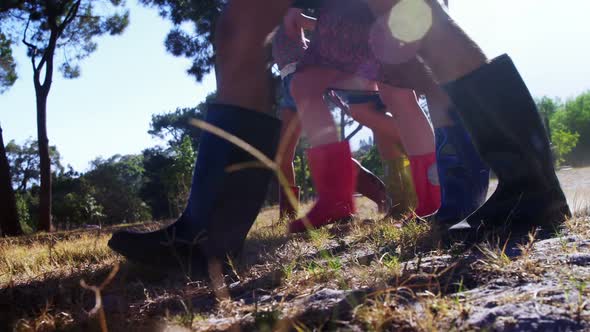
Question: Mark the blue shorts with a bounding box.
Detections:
[279,74,297,111]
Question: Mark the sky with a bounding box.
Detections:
[1,0,589,172]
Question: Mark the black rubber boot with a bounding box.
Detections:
[443,55,571,241]
[108,104,280,271]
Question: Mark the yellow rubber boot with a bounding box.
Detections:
[383,155,418,219]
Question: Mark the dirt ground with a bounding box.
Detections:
[1,166,589,332]
[485,166,590,214]
[556,167,590,213]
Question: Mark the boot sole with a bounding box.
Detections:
[446,192,571,245]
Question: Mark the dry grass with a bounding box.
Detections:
[0,232,117,286]
[1,198,589,332]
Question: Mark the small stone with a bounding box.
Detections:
[567,253,590,266]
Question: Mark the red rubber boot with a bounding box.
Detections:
[409,153,441,217]
[288,141,357,233]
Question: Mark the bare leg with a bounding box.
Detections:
[377,84,440,216]
[290,67,340,146]
[374,130,403,161]
[288,67,377,232]
[291,66,376,146]
[366,0,486,83]
[347,103,402,141]
[418,1,487,83]
[107,0,294,266]
[278,109,302,186]
[377,84,434,156]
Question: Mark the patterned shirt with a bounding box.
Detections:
[272,24,307,72]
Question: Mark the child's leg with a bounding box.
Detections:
[342,102,398,213]
[377,85,434,155]
[278,108,302,189]
[385,59,490,223]
[288,67,371,233]
[278,107,302,218]
[290,67,342,147]
[377,84,440,217]
[373,130,418,219]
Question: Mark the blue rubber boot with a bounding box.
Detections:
[434,111,490,225]
[108,104,280,269]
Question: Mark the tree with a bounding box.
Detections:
[0,31,19,235]
[53,170,105,229]
[86,154,151,224]
[0,124,22,236]
[149,92,214,149]
[161,136,195,216]
[138,0,223,81]
[548,91,590,166]
[536,96,560,139]
[141,138,196,219]
[149,107,205,150]
[0,32,17,93]
[552,129,579,167]
[141,147,175,219]
[5,138,63,192]
[1,1,129,231]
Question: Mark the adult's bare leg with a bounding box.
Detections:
[373,0,570,239]
[108,0,293,268]
[215,0,293,112]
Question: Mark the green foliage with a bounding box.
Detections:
[140,138,196,220]
[292,137,314,201]
[149,108,204,149]
[358,145,383,178]
[536,96,560,119]
[161,136,196,216]
[140,147,176,219]
[138,0,224,81]
[552,130,580,166]
[5,139,63,191]
[0,32,17,93]
[52,168,105,227]
[0,1,129,80]
[15,192,34,233]
[542,91,590,166]
[149,92,215,150]
[85,154,151,224]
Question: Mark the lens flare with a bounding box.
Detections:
[368,0,434,65]
[388,0,433,43]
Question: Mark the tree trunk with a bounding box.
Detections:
[36,91,53,232]
[0,124,23,236]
